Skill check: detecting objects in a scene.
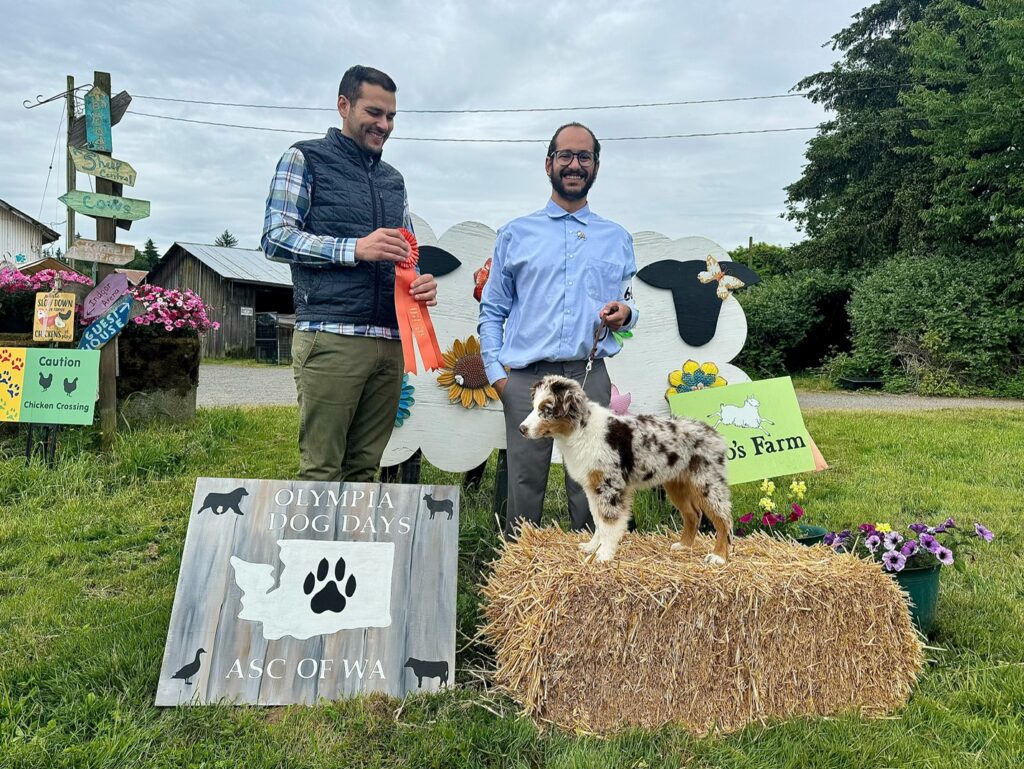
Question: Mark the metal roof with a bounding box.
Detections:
[0,197,61,243]
[172,242,292,287]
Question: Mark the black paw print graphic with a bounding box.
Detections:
[303,556,356,614]
[5,382,20,399]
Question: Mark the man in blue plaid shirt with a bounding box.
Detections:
[262,65,437,482]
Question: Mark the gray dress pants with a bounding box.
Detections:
[500,359,611,537]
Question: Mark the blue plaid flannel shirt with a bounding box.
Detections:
[261,147,413,339]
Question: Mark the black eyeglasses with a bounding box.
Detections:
[550,150,597,167]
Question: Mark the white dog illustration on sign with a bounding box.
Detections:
[707,396,775,437]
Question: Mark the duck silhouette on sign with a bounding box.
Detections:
[637,257,761,347]
[171,648,206,685]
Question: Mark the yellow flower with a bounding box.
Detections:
[760,479,776,495]
[790,480,807,499]
[437,335,499,409]
[758,497,775,511]
[875,523,892,533]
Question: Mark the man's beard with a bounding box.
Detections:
[549,168,595,201]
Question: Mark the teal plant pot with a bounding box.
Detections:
[793,524,829,546]
[893,564,941,634]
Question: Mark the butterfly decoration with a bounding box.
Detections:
[609,384,632,415]
[697,255,745,301]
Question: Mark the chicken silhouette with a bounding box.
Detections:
[38,371,53,391]
[63,377,78,396]
[54,310,73,329]
[171,648,206,685]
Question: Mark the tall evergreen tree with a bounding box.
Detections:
[215,230,239,248]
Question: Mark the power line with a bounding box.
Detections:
[128,110,822,142]
[38,100,66,219]
[131,82,926,114]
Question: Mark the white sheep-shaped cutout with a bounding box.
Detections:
[382,218,759,473]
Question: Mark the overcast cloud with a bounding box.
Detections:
[1,0,866,255]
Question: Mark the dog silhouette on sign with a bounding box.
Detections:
[196,487,249,516]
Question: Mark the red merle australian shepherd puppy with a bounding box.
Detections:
[520,375,732,564]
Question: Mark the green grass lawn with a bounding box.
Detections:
[1,407,1023,768]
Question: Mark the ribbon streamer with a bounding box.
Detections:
[395,229,444,374]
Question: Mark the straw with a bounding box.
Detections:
[481,525,924,735]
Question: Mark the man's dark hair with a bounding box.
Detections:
[338,65,398,102]
[547,122,601,161]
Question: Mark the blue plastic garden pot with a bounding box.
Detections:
[893,564,941,634]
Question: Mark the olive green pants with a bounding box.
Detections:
[292,330,404,482]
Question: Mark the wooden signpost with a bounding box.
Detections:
[70,91,130,148]
[66,238,135,266]
[83,272,130,320]
[58,191,150,223]
[78,293,133,351]
[68,147,137,186]
[83,85,112,152]
[32,292,77,342]
[156,479,459,706]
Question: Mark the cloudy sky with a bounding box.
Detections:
[1,0,866,256]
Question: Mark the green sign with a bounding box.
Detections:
[68,147,137,186]
[84,86,112,152]
[0,348,99,425]
[59,191,150,222]
[668,376,815,486]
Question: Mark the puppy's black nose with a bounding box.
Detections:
[519,424,528,436]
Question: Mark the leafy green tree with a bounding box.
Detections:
[785,0,936,272]
[215,230,239,248]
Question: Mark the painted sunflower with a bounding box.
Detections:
[665,360,728,399]
[437,335,499,408]
[394,374,415,428]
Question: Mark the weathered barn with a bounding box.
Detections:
[147,242,294,359]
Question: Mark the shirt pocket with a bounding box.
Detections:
[584,257,623,303]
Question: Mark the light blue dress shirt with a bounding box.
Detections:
[478,199,639,384]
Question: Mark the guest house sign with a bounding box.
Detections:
[156,479,459,706]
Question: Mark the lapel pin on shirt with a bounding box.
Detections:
[576,231,586,240]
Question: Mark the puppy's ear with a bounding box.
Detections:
[530,380,543,399]
[553,380,587,420]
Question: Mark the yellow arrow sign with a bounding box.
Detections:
[68,147,137,186]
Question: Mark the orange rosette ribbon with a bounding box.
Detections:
[395,228,443,374]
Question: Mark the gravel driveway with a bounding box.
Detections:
[197,363,1024,411]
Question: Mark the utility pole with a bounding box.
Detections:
[748,235,753,269]
[65,76,76,264]
[92,71,118,446]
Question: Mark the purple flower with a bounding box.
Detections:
[865,534,882,553]
[882,550,907,572]
[920,533,940,553]
[883,531,904,551]
[859,523,877,535]
[901,540,919,557]
[823,532,838,546]
[936,547,954,566]
[909,523,929,534]
[934,517,956,534]
[974,523,994,542]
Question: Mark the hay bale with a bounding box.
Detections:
[481,526,924,735]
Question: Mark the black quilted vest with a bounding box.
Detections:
[290,127,406,329]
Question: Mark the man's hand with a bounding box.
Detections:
[355,228,411,263]
[410,273,437,306]
[599,301,631,331]
[493,377,507,397]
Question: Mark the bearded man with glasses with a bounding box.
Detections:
[478,122,640,538]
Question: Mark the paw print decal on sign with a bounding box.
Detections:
[303,556,357,614]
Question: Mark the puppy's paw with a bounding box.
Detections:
[578,540,600,554]
[703,553,727,566]
[670,542,683,551]
[595,547,617,563]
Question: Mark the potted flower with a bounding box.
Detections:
[823,518,995,633]
[736,478,825,545]
[115,284,219,422]
[1,266,93,335]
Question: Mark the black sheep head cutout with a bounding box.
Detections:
[637,258,761,347]
[418,246,461,277]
